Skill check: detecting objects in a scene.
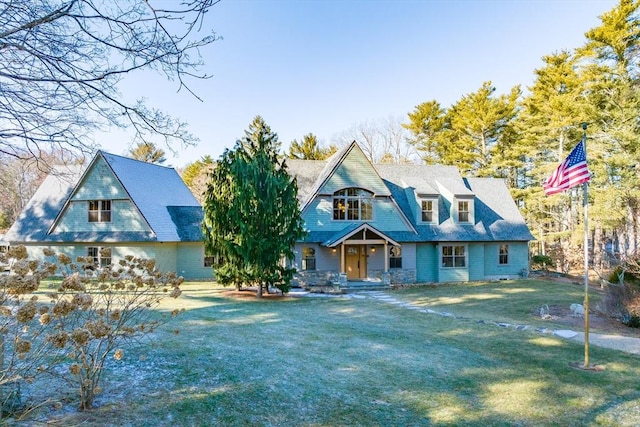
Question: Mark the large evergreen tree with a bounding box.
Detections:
[403,100,447,165]
[515,51,591,270]
[404,83,520,176]
[202,117,306,297]
[287,133,335,160]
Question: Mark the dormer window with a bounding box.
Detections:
[458,200,470,223]
[88,200,111,223]
[420,197,438,223]
[421,200,433,222]
[333,188,373,221]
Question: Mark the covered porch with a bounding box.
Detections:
[322,223,400,283]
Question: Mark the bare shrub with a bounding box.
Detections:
[0,247,184,414]
[44,253,184,411]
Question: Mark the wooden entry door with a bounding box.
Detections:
[345,245,367,280]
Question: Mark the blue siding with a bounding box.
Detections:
[303,197,411,232]
[55,156,151,234]
[416,243,437,282]
[439,267,469,282]
[176,243,213,279]
[294,243,340,271]
[320,147,389,196]
[73,157,128,200]
[55,199,150,233]
[468,243,485,281]
[438,243,469,282]
[21,242,211,280]
[484,242,529,279]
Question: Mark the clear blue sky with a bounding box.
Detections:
[108,0,617,167]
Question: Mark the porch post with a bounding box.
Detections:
[384,240,388,273]
[340,244,345,273]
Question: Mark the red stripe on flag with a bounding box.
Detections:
[543,139,591,196]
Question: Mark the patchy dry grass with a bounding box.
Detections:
[9,280,640,426]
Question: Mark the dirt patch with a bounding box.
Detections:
[221,289,289,300]
[535,304,640,338]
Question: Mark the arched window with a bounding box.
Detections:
[332,188,373,221]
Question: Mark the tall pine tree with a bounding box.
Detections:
[202,117,306,297]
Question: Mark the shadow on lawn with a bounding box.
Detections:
[139,289,640,426]
[42,283,636,426]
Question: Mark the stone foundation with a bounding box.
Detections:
[369,268,417,284]
[294,268,417,287]
[293,270,339,288]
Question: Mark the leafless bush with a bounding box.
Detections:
[0,246,184,415]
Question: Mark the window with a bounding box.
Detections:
[390,246,402,269]
[421,200,434,222]
[302,247,316,271]
[204,255,225,268]
[333,188,373,221]
[88,200,111,223]
[88,247,111,267]
[458,201,469,223]
[442,245,465,268]
[499,244,509,265]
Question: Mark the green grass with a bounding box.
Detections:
[21,280,640,426]
[391,279,598,331]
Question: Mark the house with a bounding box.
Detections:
[6,143,533,285]
[4,151,212,279]
[287,142,534,286]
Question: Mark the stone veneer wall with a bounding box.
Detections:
[293,270,338,288]
[369,268,417,284]
[294,268,417,288]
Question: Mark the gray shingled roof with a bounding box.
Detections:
[286,159,327,203]
[5,165,84,242]
[288,149,534,243]
[6,152,203,243]
[101,152,201,241]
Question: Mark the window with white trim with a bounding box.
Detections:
[302,247,316,271]
[88,247,111,267]
[333,188,373,221]
[389,246,402,269]
[442,245,466,268]
[421,200,434,222]
[458,201,469,223]
[499,244,509,265]
[88,200,111,223]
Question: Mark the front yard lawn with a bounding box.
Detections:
[18,279,640,426]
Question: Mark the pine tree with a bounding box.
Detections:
[202,117,306,297]
[288,133,334,160]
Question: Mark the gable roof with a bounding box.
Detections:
[5,164,84,242]
[97,152,201,241]
[288,146,534,243]
[6,151,202,243]
[291,142,392,212]
[321,223,400,248]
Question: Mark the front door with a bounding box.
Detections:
[345,245,367,280]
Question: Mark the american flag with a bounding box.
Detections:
[543,137,591,196]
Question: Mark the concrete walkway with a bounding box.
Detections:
[293,289,640,356]
[572,332,640,355]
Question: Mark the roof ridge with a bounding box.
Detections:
[99,150,175,171]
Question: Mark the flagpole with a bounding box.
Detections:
[582,122,590,368]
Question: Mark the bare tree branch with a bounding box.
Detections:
[0,0,219,165]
